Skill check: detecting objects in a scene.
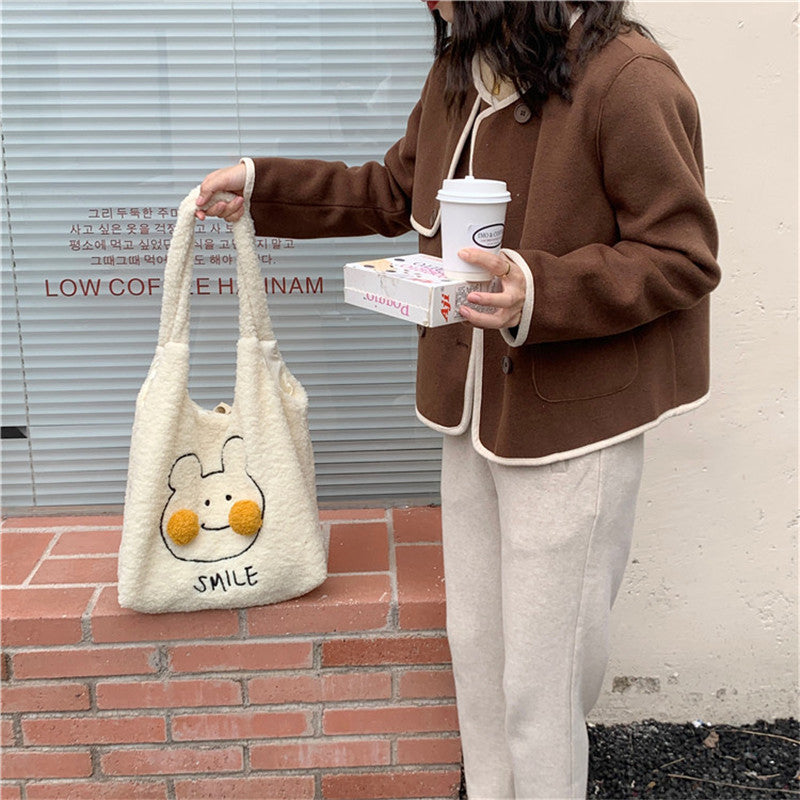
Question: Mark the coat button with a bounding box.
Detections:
[501,356,513,374]
[513,103,532,124]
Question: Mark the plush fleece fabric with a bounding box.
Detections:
[118,188,327,613]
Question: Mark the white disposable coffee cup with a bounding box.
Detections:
[436,176,512,281]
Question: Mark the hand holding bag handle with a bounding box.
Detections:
[157,187,274,348]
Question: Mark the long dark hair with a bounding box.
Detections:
[431,1,655,115]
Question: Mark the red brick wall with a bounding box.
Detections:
[0,507,461,800]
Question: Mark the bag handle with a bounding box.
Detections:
[157,187,274,346]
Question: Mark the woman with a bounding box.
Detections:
[197,2,720,797]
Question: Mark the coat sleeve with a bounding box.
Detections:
[245,76,429,240]
[502,55,721,347]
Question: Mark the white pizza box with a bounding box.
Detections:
[343,253,491,327]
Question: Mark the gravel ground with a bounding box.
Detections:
[587,718,799,799]
[459,718,799,799]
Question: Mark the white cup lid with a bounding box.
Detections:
[436,176,511,204]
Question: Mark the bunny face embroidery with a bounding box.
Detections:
[160,436,264,563]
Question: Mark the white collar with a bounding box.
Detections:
[472,56,521,110]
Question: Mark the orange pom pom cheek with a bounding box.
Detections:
[229,499,262,537]
[166,508,200,546]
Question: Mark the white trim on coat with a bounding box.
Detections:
[471,64,521,109]
[414,327,481,436]
[410,94,483,238]
[415,303,711,463]
[499,248,535,347]
[239,156,255,204]
[468,381,711,467]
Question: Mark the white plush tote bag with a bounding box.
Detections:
[118,185,327,613]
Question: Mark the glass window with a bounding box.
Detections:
[1,1,441,507]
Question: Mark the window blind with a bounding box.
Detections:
[1,0,442,508]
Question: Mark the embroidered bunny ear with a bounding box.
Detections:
[168,453,202,490]
[220,436,247,472]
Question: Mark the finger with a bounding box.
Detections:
[457,248,511,276]
[196,181,216,207]
[196,199,234,222]
[222,198,245,221]
[198,164,246,207]
[460,305,521,330]
[459,305,497,328]
[222,209,244,223]
[465,290,516,308]
[207,198,241,219]
[203,200,226,218]
[197,171,229,207]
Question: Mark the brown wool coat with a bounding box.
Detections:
[247,22,720,463]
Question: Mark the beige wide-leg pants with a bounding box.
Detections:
[441,431,644,800]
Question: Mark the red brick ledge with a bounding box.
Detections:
[0,506,461,800]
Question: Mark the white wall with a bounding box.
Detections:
[591,1,798,725]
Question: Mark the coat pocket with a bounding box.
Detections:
[531,333,638,403]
